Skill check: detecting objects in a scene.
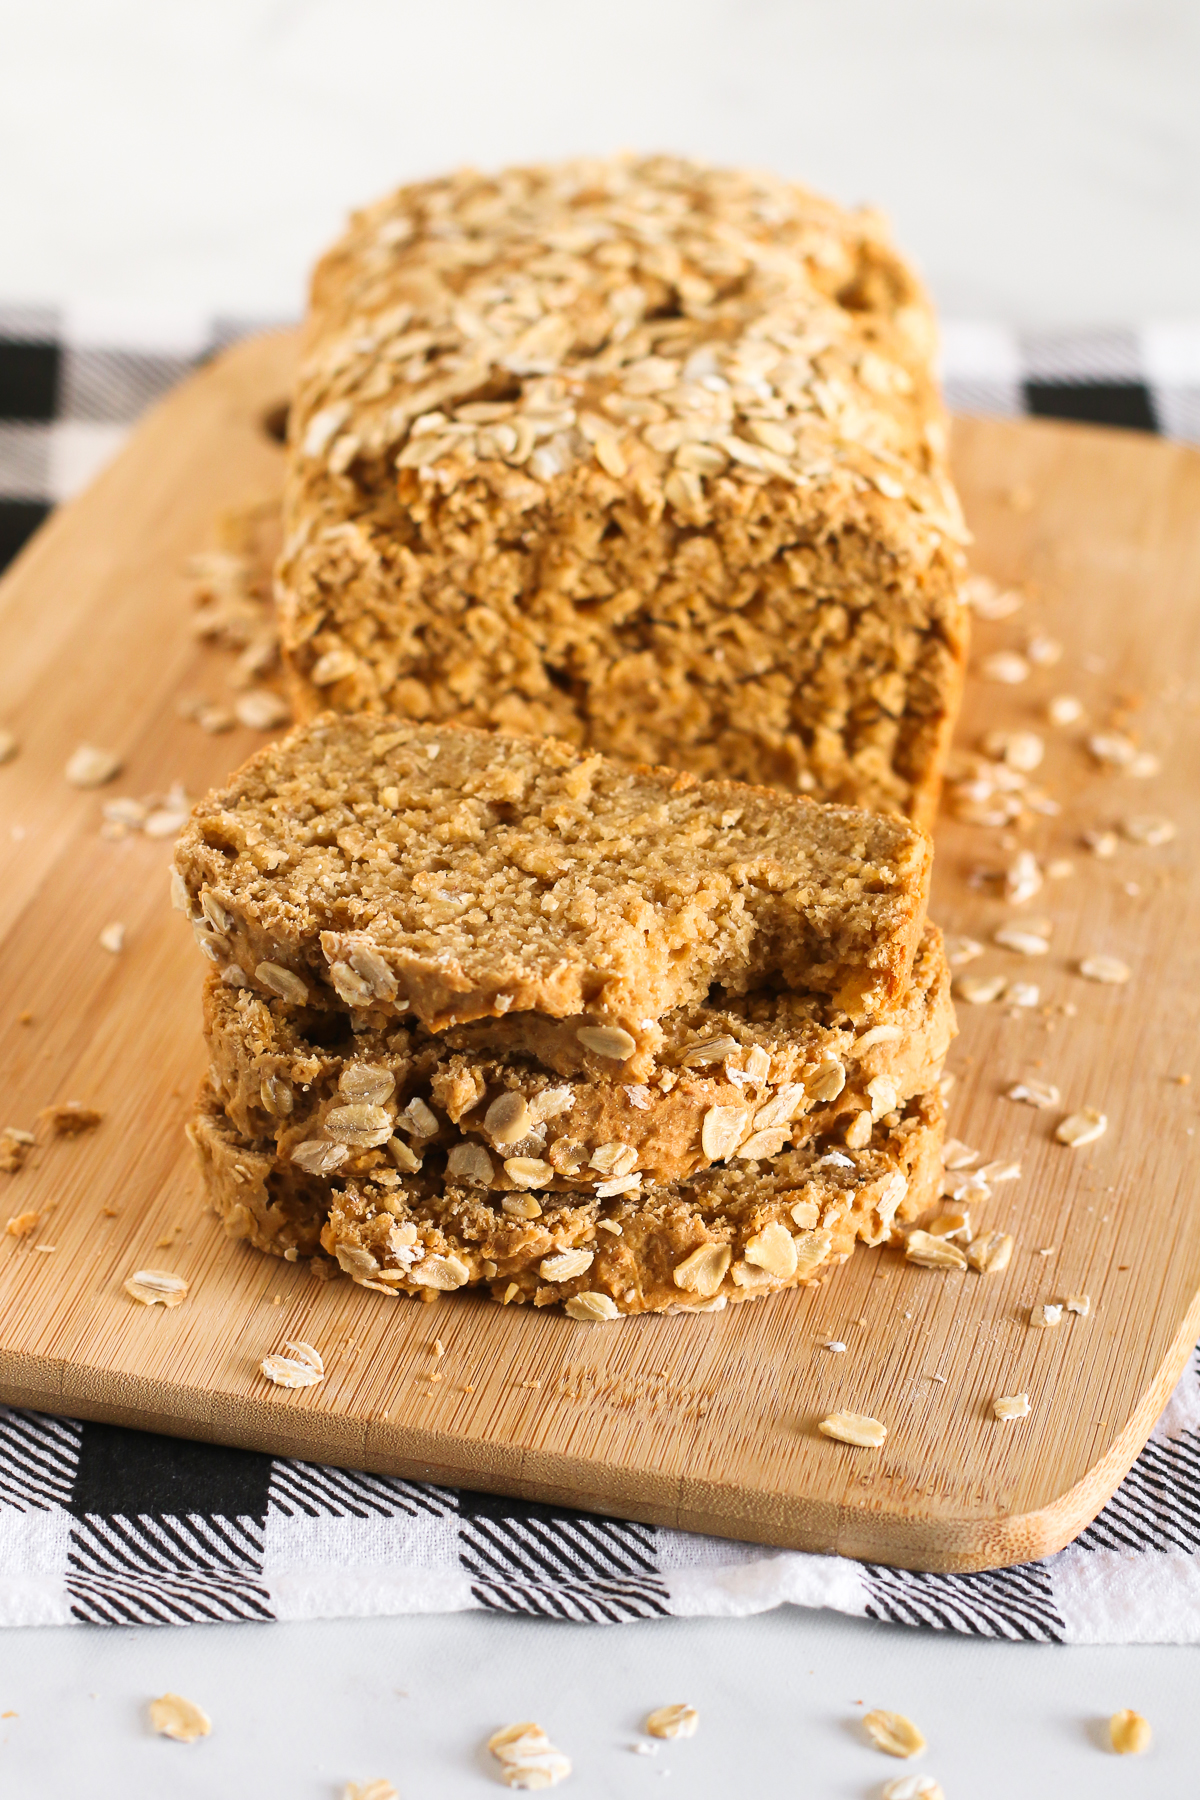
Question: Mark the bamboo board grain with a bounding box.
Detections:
[1,331,1199,1573]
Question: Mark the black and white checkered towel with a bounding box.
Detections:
[2,313,1199,1640]
[4,311,1199,575]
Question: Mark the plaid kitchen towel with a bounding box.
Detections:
[2,310,1200,574]
[1,1354,1198,1639]
[2,312,1200,1640]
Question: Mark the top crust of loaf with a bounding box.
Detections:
[174,715,930,1040]
[276,155,968,821]
[288,153,963,538]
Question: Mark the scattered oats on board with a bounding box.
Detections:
[343,1782,398,1800]
[1056,1108,1107,1148]
[963,575,1022,619]
[978,1159,1021,1184]
[234,689,290,730]
[124,1269,188,1308]
[1124,814,1175,846]
[1030,1303,1064,1329]
[645,1704,699,1740]
[883,1778,945,1800]
[1026,629,1062,666]
[261,1340,325,1388]
[1048,693,1084,726]
[1007,983,1041,1008]
[983,728,1043,771]
[144,801,188,838]
[967,1232,1014,1275]
[1007,1079,1060,1109]
[994,924,1051,957]
[486,1722,571,1790]
[1082,828,1118,859]
[925,1208,971,1240]
[945,936,983,968]
[979,651,1030,685]
[941,1139,979,1170]
[1109,1710,1152,1755]
[1066,1294,1092,1317]
[862,1710,926,1758]
[994,1393,1031,1421]
[1078,954,1131,985]
[955,975,1006,1006]
[1088,731,1137,768]
[98,922,125,954]
[1005,850,1043,904]
[65,744,122,788]
[0,1129,34,1175]
[148,1693,211,1742]
[905,1232,967,1271]
[5,1211,39,1237]
[819,1411,887,1448]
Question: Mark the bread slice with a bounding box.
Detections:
[188,1081,942,1317]
[174,715,932,1053]
[202,924,951,1194]
[278,155,968,826]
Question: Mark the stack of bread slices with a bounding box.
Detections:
[176,153,968,1319]
[177,717,952,1318]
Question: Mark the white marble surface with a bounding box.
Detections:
[0,1604,1194,1797]
[3,4,1200,1791]
[2,0,1199,326]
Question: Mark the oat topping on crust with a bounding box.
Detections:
[278,155,967,825]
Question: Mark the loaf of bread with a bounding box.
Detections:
[278,155,969,826]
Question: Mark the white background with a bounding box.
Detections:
[2,0,1199,327]
[2,2,1199,1794]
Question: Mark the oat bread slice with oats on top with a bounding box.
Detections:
[278,154,968,827]
[188,1077,942,1315]
[174,715,932,1051]
[202,924,952,1194]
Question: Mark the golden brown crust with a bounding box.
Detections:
[173,714,932,1042]
[279,154,968,821]
[188,1080,943,1317]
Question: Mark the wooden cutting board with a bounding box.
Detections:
[1,331,1198,1574]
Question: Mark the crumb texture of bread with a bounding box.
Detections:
[174,715,932,1035]
[189,1080,943,1315]
[201,925,952,1193]
[278,154,968,826]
